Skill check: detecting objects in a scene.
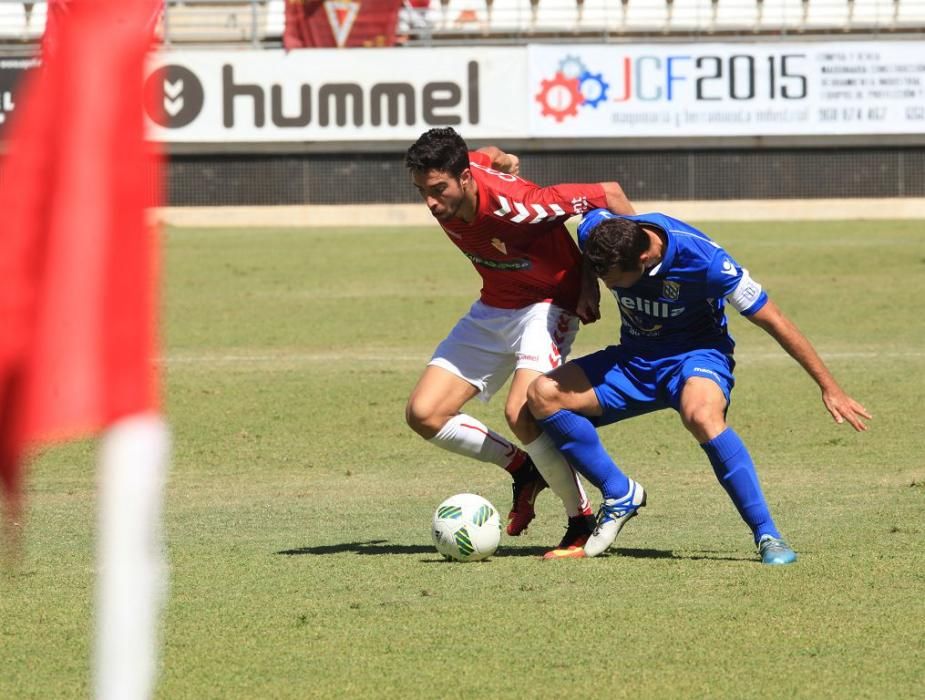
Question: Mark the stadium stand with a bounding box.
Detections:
[0,0,923,49]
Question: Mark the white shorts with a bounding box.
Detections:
[429,300,579,402]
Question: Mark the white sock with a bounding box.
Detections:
[429,413,520,470]
[95,413,170,700]
[523,433,591,518]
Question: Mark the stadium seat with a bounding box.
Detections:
[756,0,807,31]
[162,2,268,45]
[0,1,46,40]
[894,0,925,27]
[622,0,670,32]
[666,0,718,33]
[531,0,581,32]
[265,0,284,39]
[784,0,810,30]
[27,1,46,38]
[712,0,761,32]
[803,0,850,30]
[481,0,533,33]
[848,0,891,28]
[0,3,28,40]
[576,0,620,31]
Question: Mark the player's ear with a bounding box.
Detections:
[639,250,658,269]
[458,167,472,188]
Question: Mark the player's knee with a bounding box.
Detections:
[526,375,562,419]
[405,396,444,439]
[680,404,725,441]
[504,403,538,443]
[503,404,521,433]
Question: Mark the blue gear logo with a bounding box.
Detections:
[578,71,609,109]
[535,56,610,122]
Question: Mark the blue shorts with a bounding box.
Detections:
[573,346,736,427]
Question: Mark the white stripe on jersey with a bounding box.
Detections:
[667,228,722,248]
[493,196,512,217]
[529,204,549,223]
[511,201,530,223]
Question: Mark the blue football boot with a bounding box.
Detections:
[757,534,797,565]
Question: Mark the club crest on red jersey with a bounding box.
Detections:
[324,1,360,48]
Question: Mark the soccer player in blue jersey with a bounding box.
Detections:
[526,210,871,563]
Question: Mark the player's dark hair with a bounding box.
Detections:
[405,127,470,177]
[583,218,650,276]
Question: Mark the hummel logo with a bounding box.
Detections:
[163,79,184,117]
[144,64,204,128]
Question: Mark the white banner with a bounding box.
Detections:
[528,41,925,137]
[144,48,527,142]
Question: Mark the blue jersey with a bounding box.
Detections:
[577,210,768,357]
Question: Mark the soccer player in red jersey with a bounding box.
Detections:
[404,127,636,557]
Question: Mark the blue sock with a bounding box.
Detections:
[538,410,630,500]
[701,427,780,543]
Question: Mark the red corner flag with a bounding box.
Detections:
[0,0,161,518]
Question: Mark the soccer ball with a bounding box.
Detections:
[431,493,502,562]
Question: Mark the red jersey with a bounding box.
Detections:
[437,152,608,312]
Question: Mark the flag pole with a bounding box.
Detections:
[94,413,170,700]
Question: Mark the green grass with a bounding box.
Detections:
[2,220,924,698]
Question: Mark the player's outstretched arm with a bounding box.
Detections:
[747,300,872,431]
[602,181,636,215]
[475,146,520,175]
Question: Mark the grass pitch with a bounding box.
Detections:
[2,219,924,699]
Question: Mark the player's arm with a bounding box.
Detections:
[475,146,520,175]
[601,181,635,215]
[746,300,871,431]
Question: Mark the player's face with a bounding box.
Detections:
[412,168,469,221]
[599,263,645,289]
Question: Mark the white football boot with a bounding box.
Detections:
[583,479,646,558]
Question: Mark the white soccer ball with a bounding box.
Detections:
[431,493,502,562]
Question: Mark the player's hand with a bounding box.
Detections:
[822,388,872,432]
[576,297,600,325]
[501,153,520,176]
[576,269,601,324]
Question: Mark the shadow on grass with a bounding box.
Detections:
[277,540,749,562]
[500,546,750,562]
[277,540,433,556]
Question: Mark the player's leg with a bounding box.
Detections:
[527,350,647,557]
[405,307,540,508]
[675,357,796,565]
[505,368,594,547]
[505,304,595,549]
[406,364,526,472]
[506,303,592,517]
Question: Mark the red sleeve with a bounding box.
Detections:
[468,150,492,167]
[497,178,608,218]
